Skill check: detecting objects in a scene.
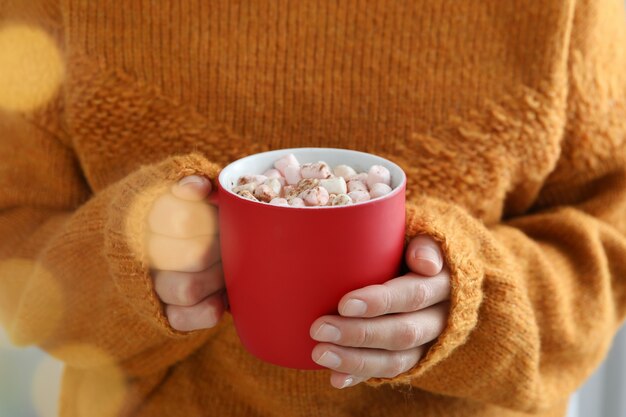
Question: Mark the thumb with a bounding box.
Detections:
[405,235,443,277]
[171,175,212,201]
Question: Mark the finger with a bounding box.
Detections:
[405,235,443,276]
[311,343,425,378]
[165,291,225,331]
[311,301,450,350]
[147,233,221,272]
[153,262,224,307]
[171,175,212,202]
[329,372,367,389]
[338,268,451,317]
[148,193,219,238]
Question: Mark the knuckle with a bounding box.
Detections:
[152,270,171,299]
[379,286,394,314]
[394,322,423,350]
[178,278,203,306]
[354,322,375,348]
[351,354,368,376]
[182,237,212,272]
[385,353,408,378]
[408,282,432,310]
[390,354,408,377]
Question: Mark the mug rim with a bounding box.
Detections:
[217,147,407,210]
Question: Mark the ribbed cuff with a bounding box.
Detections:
[103,152,222,338]
[366,195,485,386]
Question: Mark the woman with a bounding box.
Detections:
[1,0,625,416]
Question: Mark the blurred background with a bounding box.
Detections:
[0,326,63,417]
[1,323,625,416]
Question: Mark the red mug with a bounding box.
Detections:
[215,148,406,369]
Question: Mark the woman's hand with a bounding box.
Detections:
[147,175,226,331]
[309,235,451,389]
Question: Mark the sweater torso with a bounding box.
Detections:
[64,0,573,225]
[36,1,622,416]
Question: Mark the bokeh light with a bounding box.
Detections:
[123,182,169,263]
[0,24,64,112]
[31,355,64,417]
[0,258,63,346]
[47,344,127,417]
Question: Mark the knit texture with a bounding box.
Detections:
[1,0,626,416]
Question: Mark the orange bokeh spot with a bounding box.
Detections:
[47,344,128,417]
[0,258,64,346]
[0,24,64,112]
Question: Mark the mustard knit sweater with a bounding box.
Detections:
[1,1,626,416]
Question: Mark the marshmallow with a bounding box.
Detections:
[330,193,353,206]
[232,182,257,193]
[369,182,392,199]
[283,185,295,197]
[367,165,391,189]
[347,173,368,184]
[289,197,305,207]
[263,168,283,179]
[234,156,394,207]
[286,178,320,199]
[254,184,277,202]
[347,179,368,192]
[300,186,330,206]
[264,178,283,195]
[301,162,333,179]
[274,153,300,176]
[319,177,347,195]
[348,190,371,203]
[333,164,357,180]
[235,189,259,202]
[269,197,289,206]
[238,174,267,186]
[284,164,302,185]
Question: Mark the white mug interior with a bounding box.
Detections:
[218,147,406,207]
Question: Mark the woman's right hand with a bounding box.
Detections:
[147,175,225,331]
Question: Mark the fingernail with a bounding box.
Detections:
[342,299,367,317]
[313,323,341,342]
[178,175,206,187]
[315,351,341,368]
[413,246,442,270]
[340,376,354,389]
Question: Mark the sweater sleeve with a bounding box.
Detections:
[0,107,225,376]
[0,0,229,378]
[366,0,626,413]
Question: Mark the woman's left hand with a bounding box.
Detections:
[309,235,451,389]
